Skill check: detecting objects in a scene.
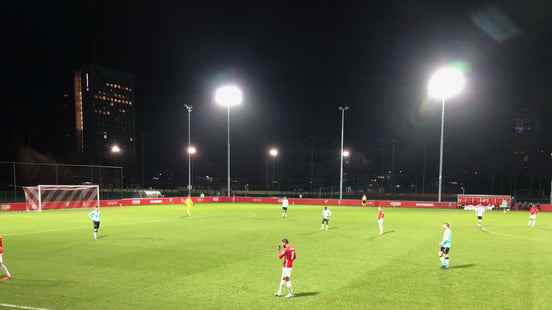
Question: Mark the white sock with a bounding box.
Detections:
[286,281,293,294]
[277,280,285,294]
[93,232,97,240]
[1,265,11,278]
[440,256,445,264]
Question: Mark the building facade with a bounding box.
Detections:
[74,65,136,178]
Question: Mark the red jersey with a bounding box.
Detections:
[377,210,384,220]
[529,207,539,215]
[278,245,296,268]
[0,237,3,254]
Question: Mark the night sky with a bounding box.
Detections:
[4,1,552,192]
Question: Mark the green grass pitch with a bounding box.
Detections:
[0,204,551,310]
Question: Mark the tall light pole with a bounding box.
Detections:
[338,106,350,200]
[110,144,123,187]
[185,104,193,195]
[187,145,196,193]
[215,84,243,197]
[428,66,466,202]
[269,148,279,190]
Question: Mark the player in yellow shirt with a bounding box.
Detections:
[185,195,193,217]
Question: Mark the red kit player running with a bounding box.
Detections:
[528,204,539,228]
[0,235,12,280]
[377,207,385,235]
[274,238,296,298]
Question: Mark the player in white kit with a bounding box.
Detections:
[475,204,485,228]
[281,197,289,218]
[320,206,332,231]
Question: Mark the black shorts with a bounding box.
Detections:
[440,247,450,254]
[322,218,329,224]
[282,207,288,212]
[477,216,483,220]
[362,200,367,205]
[93,221,100,230]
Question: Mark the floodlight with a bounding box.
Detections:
[215,85,243,107]
[428,66,466,100]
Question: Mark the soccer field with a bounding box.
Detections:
[0,204,550,310]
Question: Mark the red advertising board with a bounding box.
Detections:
[457,194,512,207]
[2,196,549,212]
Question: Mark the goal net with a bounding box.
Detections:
[23,185,100,212]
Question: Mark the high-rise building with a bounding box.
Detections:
[73,65,136,173]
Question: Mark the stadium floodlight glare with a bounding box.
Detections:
[187,146,197,155]
[111,144,121,154]
[342,150,350,158]
[215,85,243,107]
[428,66,466,100]
[269,148,279,158]
[427,65,466,202]
[214,84,243,197]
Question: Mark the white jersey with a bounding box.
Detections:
[362,195,367,201]
[476,206,485,217]
[282,199,289,209]
[322,209,332,219]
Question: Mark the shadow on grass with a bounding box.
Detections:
[293,292,320,298]
[449,263,476,269]
[382,230,395,235]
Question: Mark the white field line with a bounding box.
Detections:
[3,213,258,237]
[0,303,51,310]
[3,218,177,237]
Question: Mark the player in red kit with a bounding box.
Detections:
[274,238,296,298]
[377,207,385,235]
[0,235,13,280]
[528,204,539,228]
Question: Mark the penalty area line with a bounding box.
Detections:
[0,303,52,310]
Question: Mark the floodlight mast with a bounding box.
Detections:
[338,106,350,200]
[427,66,466,202]
[185,104,193,195]
[268,148,279,189]
[214,85,243,197]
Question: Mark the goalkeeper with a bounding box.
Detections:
[185,195,193,217]
[88,206,101,240]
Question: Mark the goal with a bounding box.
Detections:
[23,185,100,212]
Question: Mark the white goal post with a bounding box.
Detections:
[23,185,100,212]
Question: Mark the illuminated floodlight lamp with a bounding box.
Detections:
[111,144,121,154]
[427,66,466,100]
[269,148,279,158]
[214,85,243,107]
